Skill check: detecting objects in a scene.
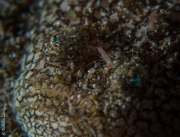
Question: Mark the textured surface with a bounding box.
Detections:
[1,0,180,137]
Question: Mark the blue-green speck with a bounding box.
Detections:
[51,35,58,43]
[129,75,140,83]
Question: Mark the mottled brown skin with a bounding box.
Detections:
[2,0,179,137]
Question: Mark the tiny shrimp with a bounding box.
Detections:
[96,46,114,67]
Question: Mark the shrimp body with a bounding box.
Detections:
[96,46,113,67]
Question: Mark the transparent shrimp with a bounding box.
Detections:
[96,46,113,67]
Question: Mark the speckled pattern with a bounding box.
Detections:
[1,0,180,137]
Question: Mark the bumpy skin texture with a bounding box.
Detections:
[12,0,180,137]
